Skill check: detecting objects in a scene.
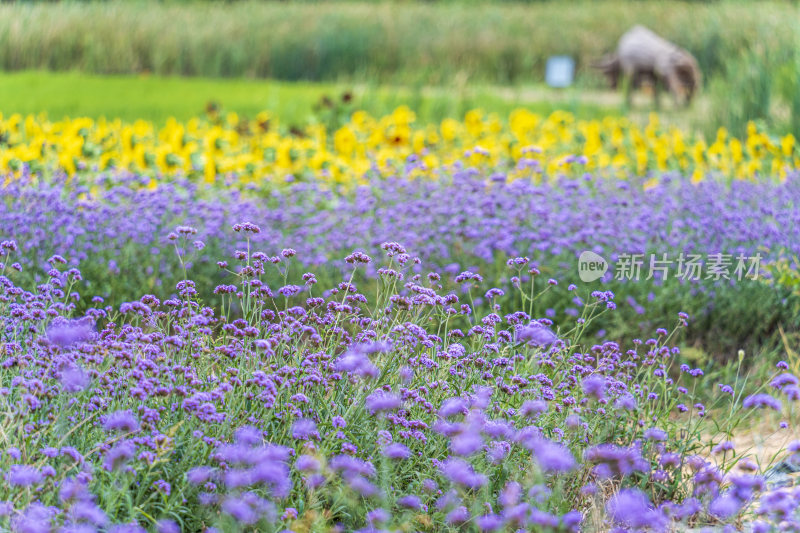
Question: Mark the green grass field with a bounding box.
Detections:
[0,71,617,124]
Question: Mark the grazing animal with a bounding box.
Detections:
[594,25,701,108]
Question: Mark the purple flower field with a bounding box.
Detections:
[2,164,800,531]
[3,165,799,351]
[7,168,798,279]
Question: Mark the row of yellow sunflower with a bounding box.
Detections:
[0,107,797,187]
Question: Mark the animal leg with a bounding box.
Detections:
[665,70,685,107]
[622,74,633,110]
[653,77,661,110]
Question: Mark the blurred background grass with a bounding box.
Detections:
[0,1,793,85]
[0,0,799,135]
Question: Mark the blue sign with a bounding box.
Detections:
[545,56,575,88]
